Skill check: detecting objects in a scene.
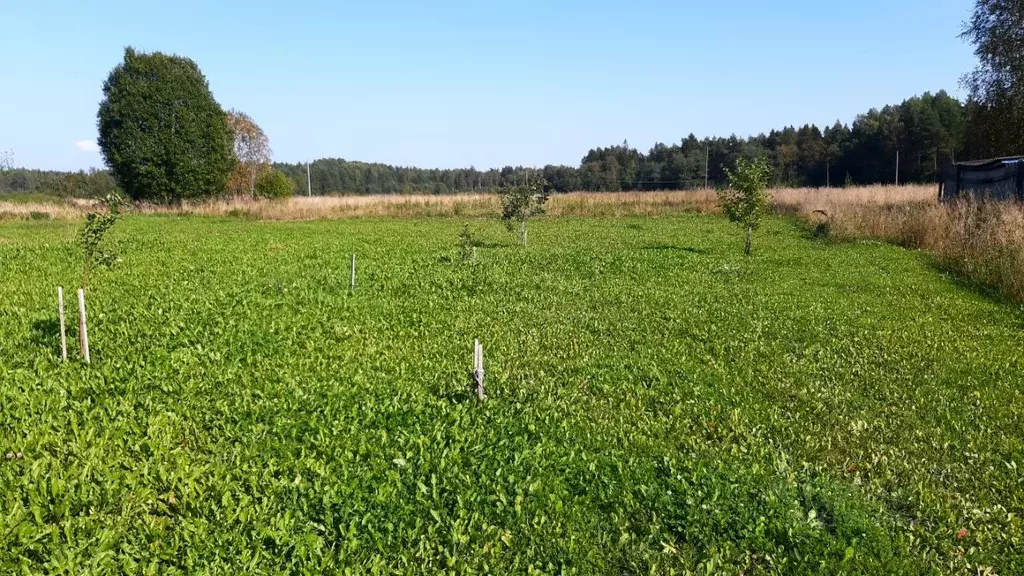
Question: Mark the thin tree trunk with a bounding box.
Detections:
[744,226,752,256]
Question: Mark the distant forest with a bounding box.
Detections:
[0,90,994,196]
[276,90,967,195]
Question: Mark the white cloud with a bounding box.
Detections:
[74,139,99,153]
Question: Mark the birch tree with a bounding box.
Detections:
[226,110,272,198]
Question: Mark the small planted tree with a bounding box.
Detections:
[458,224,477,263]
[718,157,772,256]
[499,176,549,246]
[79,193,123,289]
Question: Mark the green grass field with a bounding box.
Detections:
[1,215,1021,574]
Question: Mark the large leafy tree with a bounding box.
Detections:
[961,0,1024,157]
[97,47,233,203]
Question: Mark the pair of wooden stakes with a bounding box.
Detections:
[53,260,471,387]
[56,287,89,363]
[52,253,357,365]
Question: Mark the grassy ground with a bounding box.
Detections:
[1,215,1021,574]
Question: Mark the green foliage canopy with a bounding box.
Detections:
[79,193,123,289]
[498,176,550,245]
[499,177,550,228]
[97,48,233,203]
[961,0,1024,157]
[255,169,295,199]
[719,157,772,255]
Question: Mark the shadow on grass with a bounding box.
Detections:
[797,214,1024,312]
[437,383,477,404]
[643,243,708,255]
[29,317,66,358]
[472,240,511,249]
[774,208,833,241]
[923,258,1024,313]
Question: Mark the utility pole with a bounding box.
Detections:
[307,161,312,197]
[704,146,709,188]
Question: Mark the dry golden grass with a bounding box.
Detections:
[133,194,501,219]
[772,184,937,210]
[0,186,937,222]
[548,190,719,216]
[0,197,100,220]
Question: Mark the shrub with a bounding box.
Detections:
[97,47,233,203]
[255,169,295,200]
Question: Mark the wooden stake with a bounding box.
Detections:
[473,339,485,400]
[77,288,89,364]
[57,287,67,362]
[472,246,477,264]
[704,145,709,188]
[350,253,356,293]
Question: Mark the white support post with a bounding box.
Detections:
[350,253,356,293]
[473,339,485,400]
[77,288,89,364]
[58,287,67,362]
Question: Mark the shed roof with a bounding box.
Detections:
[955,155,1024,169]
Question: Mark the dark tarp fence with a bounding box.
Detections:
[941,157,1024,202]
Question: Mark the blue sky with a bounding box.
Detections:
[1,0,977,171]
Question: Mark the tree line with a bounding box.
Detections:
[0,168,117,198]
[269,90,965,194]
[0,89,1002,198]
[1,0,1021,199]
